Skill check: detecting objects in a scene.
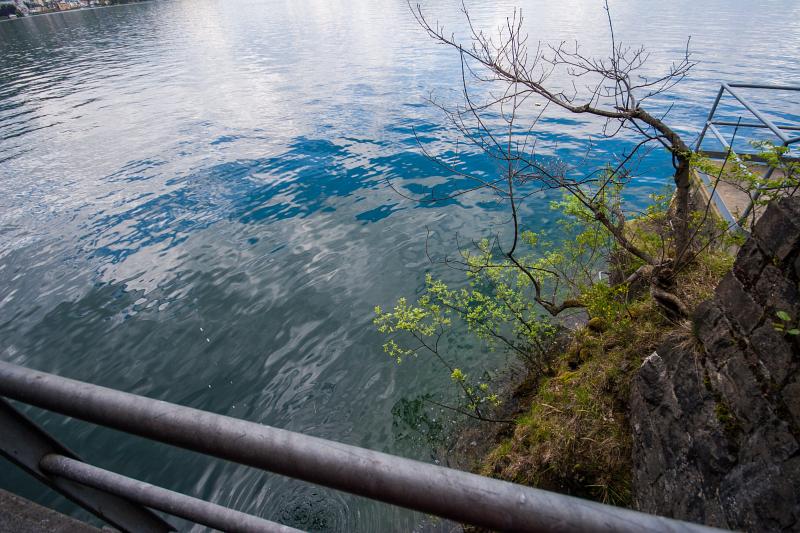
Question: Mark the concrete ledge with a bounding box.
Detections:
[0,489,101,533]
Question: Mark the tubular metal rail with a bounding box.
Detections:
[0,360,726,532]
[694,82,800,229]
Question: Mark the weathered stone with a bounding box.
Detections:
[631,198,800,532]
[777,197,800,240]
[733,237,767,287]
[721,460,800,531]
[754,264,800,316]
[750,324,794,385]
[795,252,800,282]
[636,352,669,405]
[692,301,735,354]
[738,418,799,465]
[784,377,800,428]
[752,201,800,261]
[631,342,733,529]
[714,356,767,432]
[688,426,737,473]
[671,349,708,415]
[715,272,763,334]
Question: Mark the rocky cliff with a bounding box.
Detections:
[630,197,800,532]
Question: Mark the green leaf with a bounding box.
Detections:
[776,310,792,322]
[788,329,800,336]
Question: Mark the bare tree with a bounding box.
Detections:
[403,0,700,318]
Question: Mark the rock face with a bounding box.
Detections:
[630,197,800,532]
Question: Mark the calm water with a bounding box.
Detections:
[1,1,799,530]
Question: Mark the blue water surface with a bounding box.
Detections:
[1,1,799,530]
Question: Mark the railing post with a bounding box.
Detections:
[737,141,788,227]
[0,398,174,533]
[695,85,725,151]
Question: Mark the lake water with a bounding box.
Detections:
[1,1,799,530]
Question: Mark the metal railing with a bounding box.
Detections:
[694,82,800,229]
[0,360,727,532]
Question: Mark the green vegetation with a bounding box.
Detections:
[773,310,800,336]
[479,244,733,505]
[374,192,618,421]
[374,186,738,505]
[713,400,742,440]
[375,0,798,510]
[371,117,794,509]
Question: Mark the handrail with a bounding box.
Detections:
[720,82,790,143]
[0,360,726,533]
[727,83,800,91]
[694,82,799,230]
[696,82,800,153]
[39,454,300,533]
[709,120,800,132]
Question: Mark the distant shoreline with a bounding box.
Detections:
[0,0,154,23]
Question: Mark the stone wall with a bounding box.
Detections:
[630,197,800,532]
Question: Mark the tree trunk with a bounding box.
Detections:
[631,109,693,263]
[673,154,692,263]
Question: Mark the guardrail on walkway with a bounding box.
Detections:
[694,82,800,229]
[0,360,726,532]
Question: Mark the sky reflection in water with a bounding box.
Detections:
[0,0,799,530]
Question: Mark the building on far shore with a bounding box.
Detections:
[0,0,26,17]
[2,0,115,17]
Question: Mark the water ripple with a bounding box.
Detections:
[1,0,799,530]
